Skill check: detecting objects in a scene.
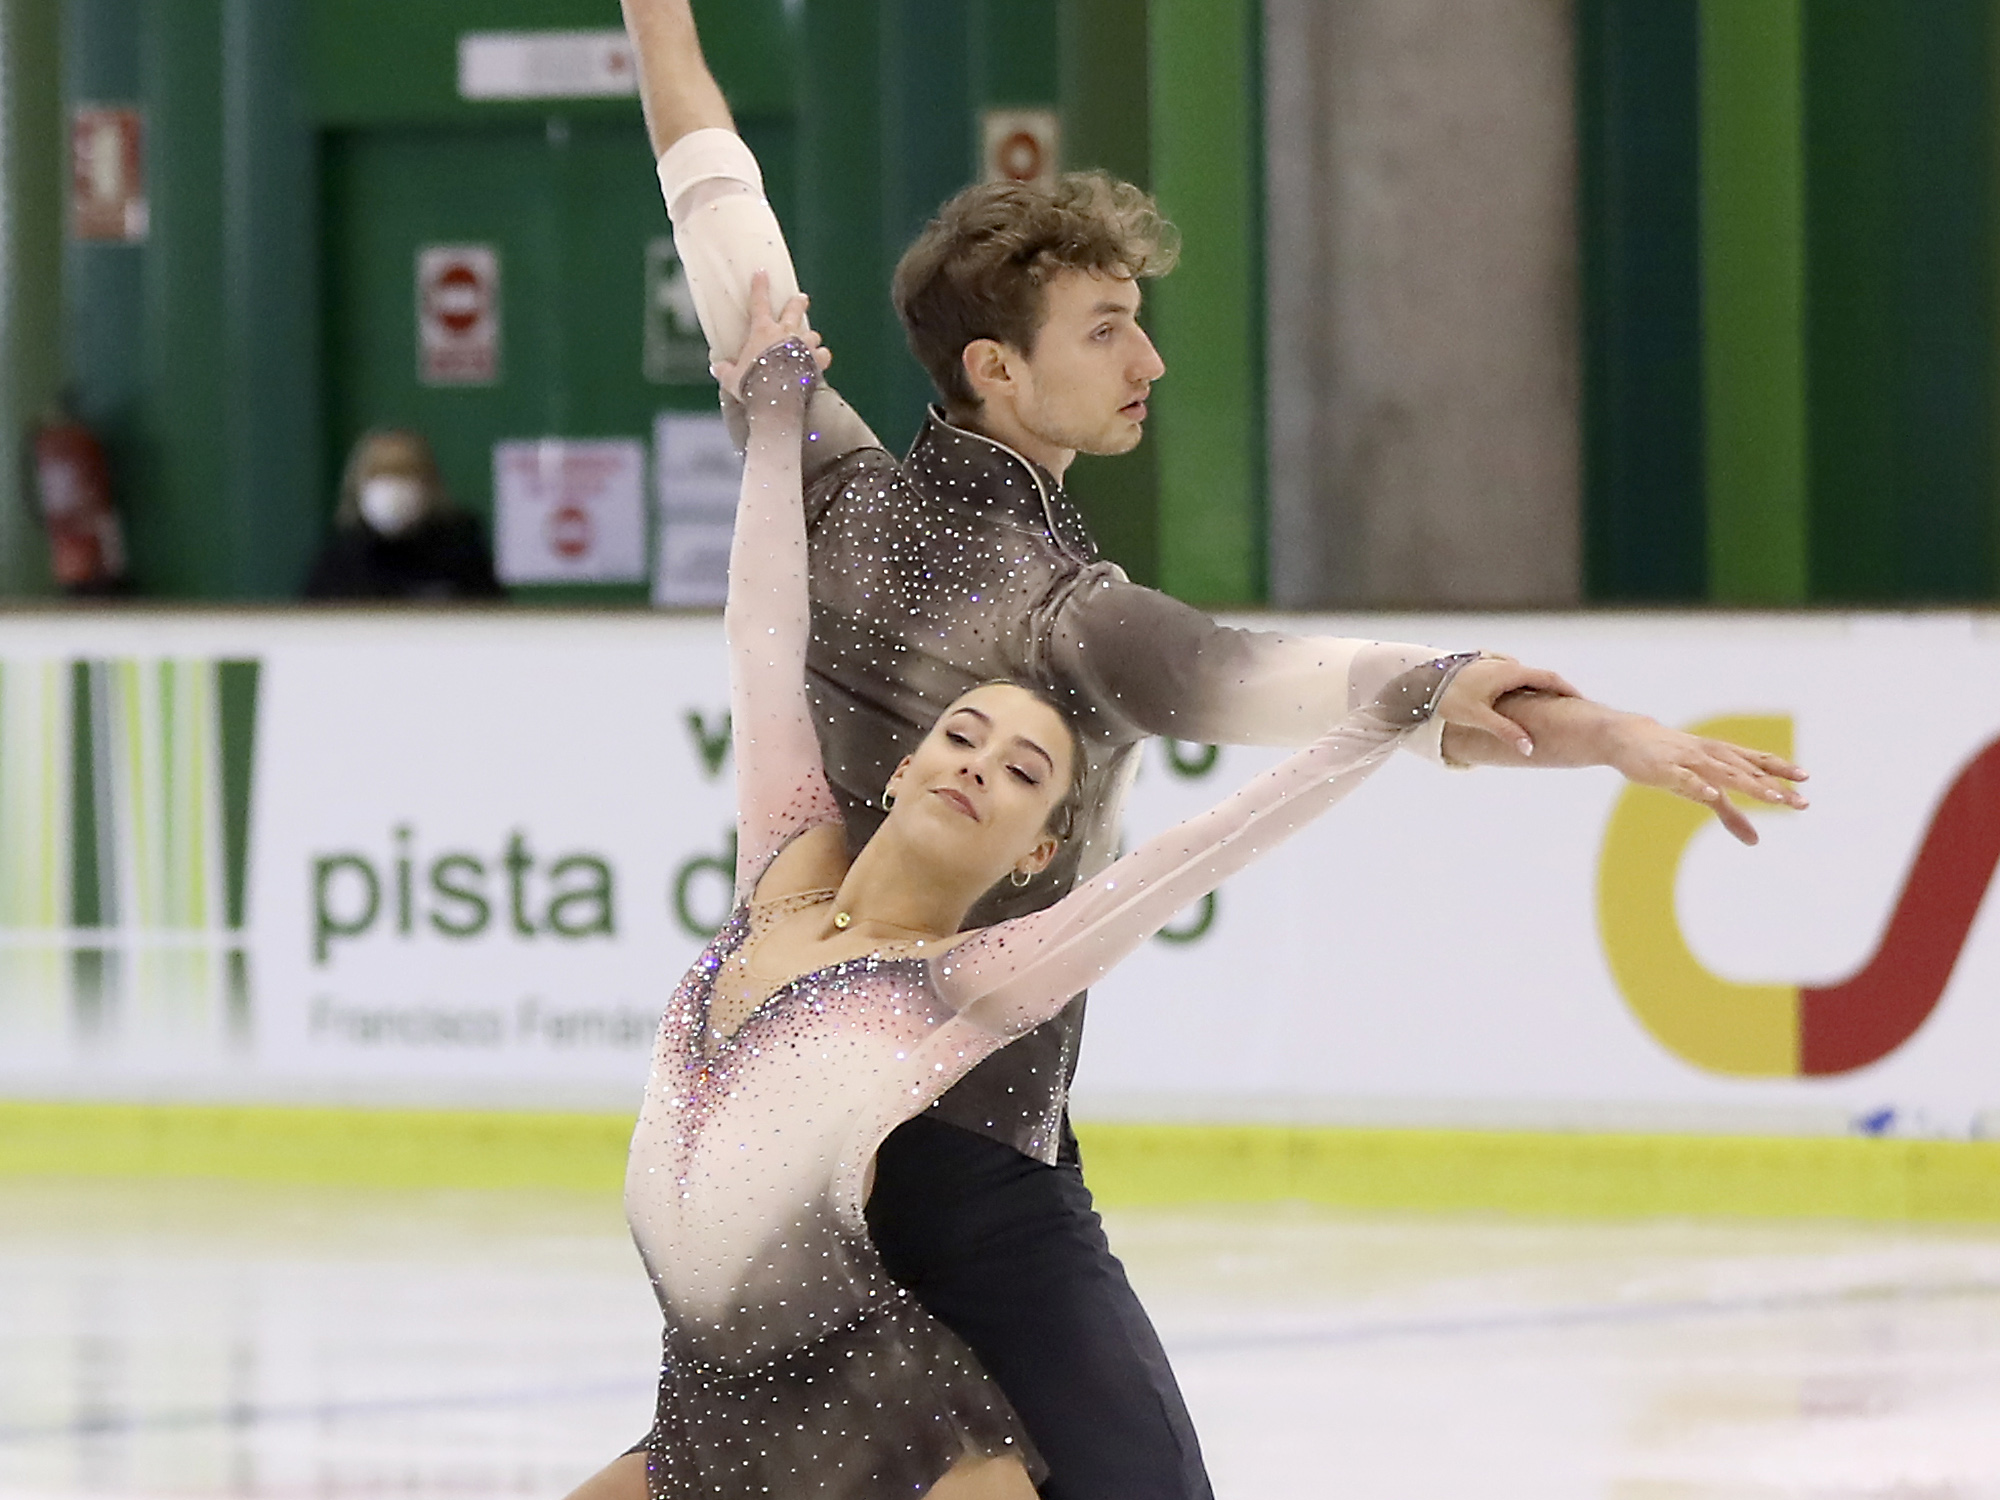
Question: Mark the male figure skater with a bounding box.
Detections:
[598,6,1808,1496]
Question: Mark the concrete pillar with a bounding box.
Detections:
[0,0,62,596]
[1265,0,1580,608]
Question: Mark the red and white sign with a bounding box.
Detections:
[493,439,648,584]
[417,245,501,386]
[982,108,1060,189]
[70,106,147,242]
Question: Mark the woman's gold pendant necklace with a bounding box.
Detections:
[830,909,937,945]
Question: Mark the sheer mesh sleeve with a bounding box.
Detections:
[1050,576,1461,763]
[929,655,1477,1036]
[655,128,879,483]
[726,340,842,897]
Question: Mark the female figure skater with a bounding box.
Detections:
[576,286,1476,1500]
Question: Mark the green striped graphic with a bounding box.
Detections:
[69,662,100,928]
[0,657,262,1039]
[0,662,67,931]
[218,661,261,932]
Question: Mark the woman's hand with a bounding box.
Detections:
[1598,714,1809,846]
[1435,656,1579,757]
[711,271,830,398]
[1440,690,1811,846]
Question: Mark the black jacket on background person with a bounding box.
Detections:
[303,514,505,601]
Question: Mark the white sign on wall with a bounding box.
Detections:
[416,245,500,386]
[458,30,639,101]
[2,611,1998,1140]
[494,439,648,585]
[652,412,741,608]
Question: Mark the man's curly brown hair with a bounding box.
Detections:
[892,172,1180,412]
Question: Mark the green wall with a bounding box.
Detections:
[1059,0,1158,585]
[1580,0,2000,606]
[60,0,322,599]
[1,0,63,597]
[1577,0,1708,603]
[1700,0,1807,605]
[307,0,796,126]
[33,0,1268,605]
[1061,0,1263,602]
[1147,0,1263,606]
[795,0,1262,603]
[59,0,140,596]
[796,0,1061,459]
[28,0,2000,607]
[55,0,794,602]
[1805,0,1996,602]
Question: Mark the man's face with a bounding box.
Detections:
[1008,269,1166,458]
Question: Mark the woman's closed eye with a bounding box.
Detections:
[1009,765,1041,788]
[946,729,974,748]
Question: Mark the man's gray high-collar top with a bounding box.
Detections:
[796,402,1449,1162]
[802,409,1126,1161]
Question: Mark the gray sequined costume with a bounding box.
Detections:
[801,413,1139,1159]
[624,340,1463,1497]
[655,129,1455,1166]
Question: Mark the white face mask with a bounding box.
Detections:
[358,475,429,537]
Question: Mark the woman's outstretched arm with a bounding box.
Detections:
[715,294,840,896]
[932,655,1478,1036]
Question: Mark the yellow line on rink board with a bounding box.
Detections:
[2,1103,1998,1223]
[0,1102,636,1193]
[1077,1123,2000,1224]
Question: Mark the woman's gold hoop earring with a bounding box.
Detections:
[881,788,896,812]
[1010,868,1033,887]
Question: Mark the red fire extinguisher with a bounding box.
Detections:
[29,412,127,592]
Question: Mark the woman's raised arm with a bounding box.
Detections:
[716,294,840,897]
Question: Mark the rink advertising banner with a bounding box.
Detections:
[2,611,1998,1138]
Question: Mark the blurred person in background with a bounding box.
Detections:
[304,428,504,601]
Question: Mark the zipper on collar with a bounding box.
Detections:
[913,409,1096,560]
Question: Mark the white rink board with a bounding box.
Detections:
[1,610,1997,1138]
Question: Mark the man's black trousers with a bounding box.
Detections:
[866,1114,1215,1500]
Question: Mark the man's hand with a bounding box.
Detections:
[1435,656,1579,756]
[1596,713,1808,846]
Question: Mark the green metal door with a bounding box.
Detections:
[322,114,713,603]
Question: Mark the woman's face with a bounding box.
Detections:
[884,684,1075,890]
[354,434,436,536]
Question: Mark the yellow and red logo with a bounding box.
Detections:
[1598,715,2000,1077]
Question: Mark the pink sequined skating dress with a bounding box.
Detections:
[622,340,1466,1498]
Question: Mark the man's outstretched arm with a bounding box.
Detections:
[622,0,880,469]
[1050,576,1807,844]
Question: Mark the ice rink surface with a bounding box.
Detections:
[3,1178,1998,1500]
